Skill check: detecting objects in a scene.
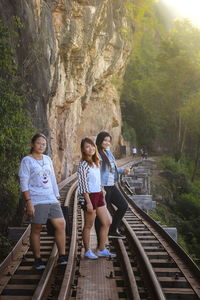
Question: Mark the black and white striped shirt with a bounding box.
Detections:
[77,161,90,195]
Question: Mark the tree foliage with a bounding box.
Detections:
[0,20,34,233]
[121,16,200,161]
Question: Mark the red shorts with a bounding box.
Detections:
[88,192,105,210]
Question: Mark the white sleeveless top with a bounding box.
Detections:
[88,164,101,193]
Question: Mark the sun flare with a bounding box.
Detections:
[163,0,200,27]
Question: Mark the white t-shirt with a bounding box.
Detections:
[18,155,60,206]
[88,164,101,193]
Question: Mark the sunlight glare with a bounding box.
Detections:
[163,0,200,27]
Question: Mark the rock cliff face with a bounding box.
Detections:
[0,0,131,180]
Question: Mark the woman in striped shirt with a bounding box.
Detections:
[77,138,116,259]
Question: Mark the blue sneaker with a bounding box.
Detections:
[97,248,117,258]
[84,249,98,260]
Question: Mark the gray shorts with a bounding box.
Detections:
[30,203,64,224]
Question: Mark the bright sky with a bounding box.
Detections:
[163,0,200,27]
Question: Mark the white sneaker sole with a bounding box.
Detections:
[84,256,98,260]
[98,255,117,258]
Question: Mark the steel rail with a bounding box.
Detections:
[0,226,30,275]
[117,238,141,300]
[0,226,31,295]
[58,173,77,190]
[58,188,78,300]
[123,217,166,300]
[111,184,166,300]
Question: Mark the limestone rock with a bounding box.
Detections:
[0,0,132,180]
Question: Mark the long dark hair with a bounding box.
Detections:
[96,131,112,169]
[81,137,100,167]
[30,133,47,153]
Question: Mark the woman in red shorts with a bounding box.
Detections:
[78,138,116,259]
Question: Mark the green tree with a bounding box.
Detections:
[0,20,34,233]
[121,0,161,148]
[121,19,200,156]
[156,21,200,159]
[181,94,200,181]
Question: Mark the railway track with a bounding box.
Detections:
[0,157,199,300]
[68,158,200,300]
[114,162,200,300]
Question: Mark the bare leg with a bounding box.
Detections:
[96,206,112,251]
[82,210,96,251]
[30,223,43,258]
[50,218,66,255]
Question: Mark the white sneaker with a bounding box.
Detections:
[84,249,98,260]
[97,248,117,258]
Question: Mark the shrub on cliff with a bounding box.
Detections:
[175,192,200,260]
[0,19,34,233]
[151,157,200,262]
[159,156,191,195]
